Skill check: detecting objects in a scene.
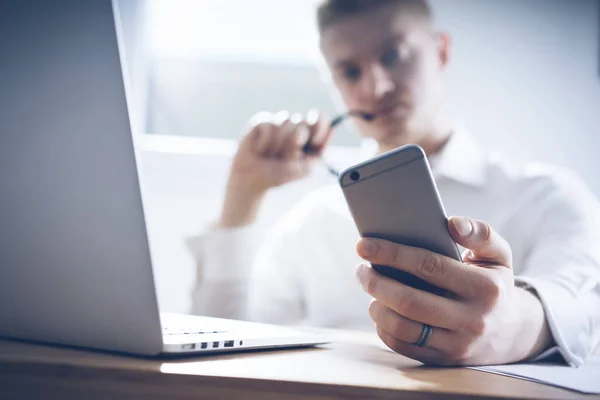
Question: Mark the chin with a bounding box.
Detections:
[363,118,411,145]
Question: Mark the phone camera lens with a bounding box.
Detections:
[350,171,360,181]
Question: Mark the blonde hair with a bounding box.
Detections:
[316,0,432,34]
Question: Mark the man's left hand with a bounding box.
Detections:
[355,216,553,366]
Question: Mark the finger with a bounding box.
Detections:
[281,114,309,159]
[242,112,270,151]
[305,109,332,153]
[356,238,491,299]
[267,111,290,157]
[356,264,466,330]
[295,121,311,154]
[448,216,512,269]
[251,123,276,155]
[276,118,297,158]
[376,326,446,365]
[368,299,454,353]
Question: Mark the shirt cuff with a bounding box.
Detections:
[515,275,590,367]
[186,222,258,281]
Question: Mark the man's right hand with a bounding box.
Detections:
[218,110,332,228]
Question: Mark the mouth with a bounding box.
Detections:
[372,104,409,118]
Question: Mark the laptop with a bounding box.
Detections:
[0,0,328,356]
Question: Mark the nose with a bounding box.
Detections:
[361,64,396,101]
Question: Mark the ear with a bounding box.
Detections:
[436,31,452,68]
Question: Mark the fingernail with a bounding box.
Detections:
[249,111,271,126]
[306,109,319,125]
[274,110,289,125]
[290,113,302,124]
[452,217,472,237]
[358,238,377,257]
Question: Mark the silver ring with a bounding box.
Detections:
[414,324,432,347]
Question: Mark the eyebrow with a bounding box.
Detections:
[334,60,357,70]
[381,34,408,48]
[332,34,410,69]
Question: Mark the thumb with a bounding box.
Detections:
[448,216,512,269]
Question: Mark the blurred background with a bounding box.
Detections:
[116,0,600,314]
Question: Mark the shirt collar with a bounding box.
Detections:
[428,124,488,188]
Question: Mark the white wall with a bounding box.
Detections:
[436,0,600,185]
[138,0,600,314]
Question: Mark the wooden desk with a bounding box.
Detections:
[1,330,596,400]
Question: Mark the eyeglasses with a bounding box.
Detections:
[305,111,375,177]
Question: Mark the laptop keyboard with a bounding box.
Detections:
[161,326,228,336]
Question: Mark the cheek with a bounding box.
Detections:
[337,85,364,109]
[404,66,439,107]
[396,50,438,98]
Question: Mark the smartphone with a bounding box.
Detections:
[339,144,461,296]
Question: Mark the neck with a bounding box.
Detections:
[375,115,454,157]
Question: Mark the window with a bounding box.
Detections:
[126,0,360,147]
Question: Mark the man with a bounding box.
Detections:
[187,0,600,366]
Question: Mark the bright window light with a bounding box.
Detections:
[146,0,321,64]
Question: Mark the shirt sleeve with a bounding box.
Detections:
[186,206,309,325]
[514,171,600,367]
[246,223,306,325]
[185,222,259,320]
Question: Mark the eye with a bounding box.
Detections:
[380,47,400,68]
[380,45,411,69]
[342,65,361,82]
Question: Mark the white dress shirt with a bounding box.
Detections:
[187,127,600,367]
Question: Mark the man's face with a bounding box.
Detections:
[320,4,449,147]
